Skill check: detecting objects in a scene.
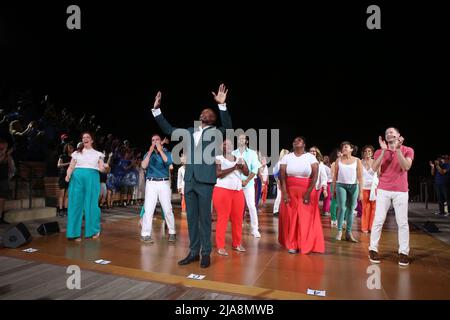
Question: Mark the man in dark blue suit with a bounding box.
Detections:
[151,84,232,268]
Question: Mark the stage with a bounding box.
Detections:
[1,203,450,300]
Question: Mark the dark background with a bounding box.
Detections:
[1,2,449,182]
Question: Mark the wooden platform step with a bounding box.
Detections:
[4,207,56,223]
[4,198,46,211]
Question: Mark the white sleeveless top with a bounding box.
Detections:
[337,159,358,184]
[362,163,375,190]
[215,155,242,191]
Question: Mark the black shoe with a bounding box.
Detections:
[273,212,279,217]
[178,253,200,265]
[200,255,211,268]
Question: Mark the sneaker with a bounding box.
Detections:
[217,248,229,256]
[251,231,261,238]
[232,245,246,252]
[288,249,299,254]
[168,234,176,243]
[273,212,279,217]
[140,236,154,244]
[335,230,343,241]
[346,232,359,243]
[368,250,381,264]
[399,254,409,266]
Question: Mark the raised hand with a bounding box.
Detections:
[212,83,228,104]
[429,161,435,167]
[153,91,162,109]
[378,136,387,150]
[161,137,169,145]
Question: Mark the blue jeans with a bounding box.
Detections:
[435,183,449,215]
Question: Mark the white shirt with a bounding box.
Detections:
[215,155,242,191]
[316,162,328,190]
[261,166,269,183]
[280,152,318,178]
[177,166,185,192]
[152,104,227,147]
[193,125,212,147]
[324,165,332,183]
[72,148,104,170]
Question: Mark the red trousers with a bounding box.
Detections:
[279,177,325,254]
[213,186,245,249]
[361,189,376,232]
[181,194,186,212]
[261,181,269,205]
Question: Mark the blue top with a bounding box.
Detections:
[435,162,450,185]
[144,149,173,179]
[231,148,261,189]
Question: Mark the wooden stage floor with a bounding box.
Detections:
[1,204,450,300]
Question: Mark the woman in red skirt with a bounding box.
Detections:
[279,136,325,254]
[213,139,249,256]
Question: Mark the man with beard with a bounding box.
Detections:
[151,84,232,268]
[368,127,414,266]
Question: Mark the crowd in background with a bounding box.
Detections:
[0,90,448,221]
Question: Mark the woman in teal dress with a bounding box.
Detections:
[65,132,109,241]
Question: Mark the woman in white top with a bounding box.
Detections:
[360,145,378,234]
[329,149,343,227]
[279,136,325,254]
[322,155,333,216]
[65,132,109,241]
[259,158,269,207]
[309,146,328,211]
[177,154,186,214]
[213,140,249,256]
[332,141,363,242]
[273,149,290,216]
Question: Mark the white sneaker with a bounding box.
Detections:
[252,231,261,238]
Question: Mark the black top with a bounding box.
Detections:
[58,154,71,177]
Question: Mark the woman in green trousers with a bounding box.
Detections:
[65,132,109,241]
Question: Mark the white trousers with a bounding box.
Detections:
[369,189,409,255]
[244,186,259,233]
[141,180,176,237]
[273,182,281,214]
